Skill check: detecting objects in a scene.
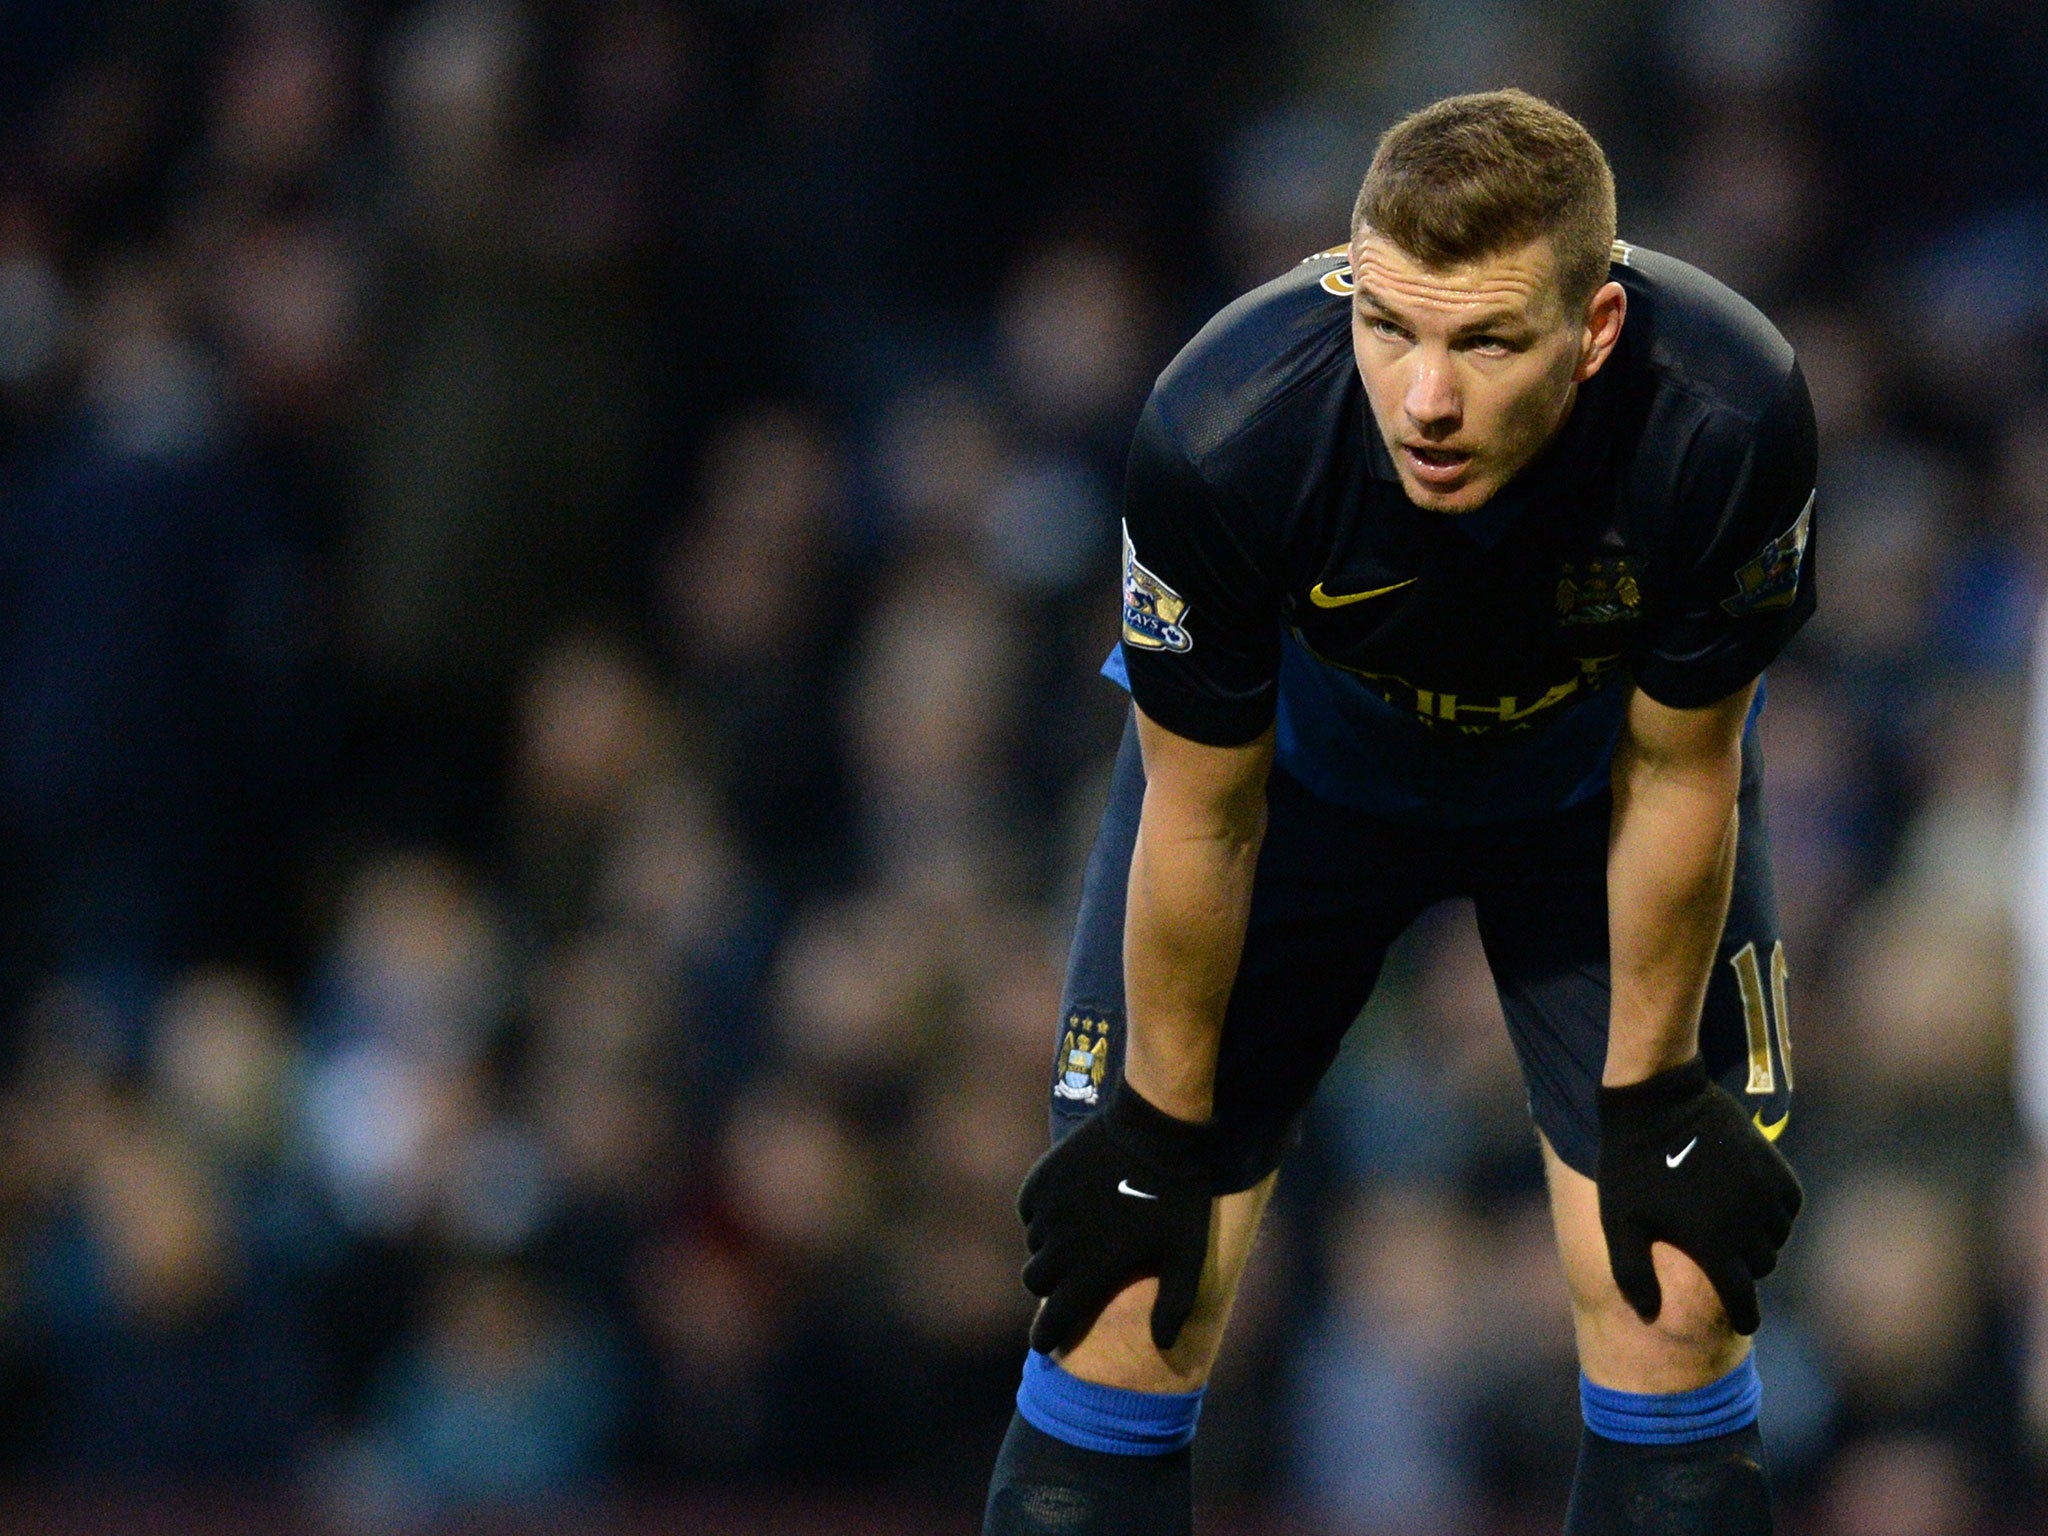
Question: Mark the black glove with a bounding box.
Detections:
[1018,1080,1222,1355]
[1596,1056,1803,1336]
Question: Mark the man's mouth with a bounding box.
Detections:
[1402,444,1473,487]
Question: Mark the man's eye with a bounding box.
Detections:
[1468,336,1512,354]
[1369,318,1407,341]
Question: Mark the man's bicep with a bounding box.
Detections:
[1133,704,1274,831]
[1621,678,1756,775]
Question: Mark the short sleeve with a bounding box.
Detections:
[1116,402,1282,746]
[1632,361,1819,709]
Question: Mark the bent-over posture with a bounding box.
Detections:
[985,90,1811,1536]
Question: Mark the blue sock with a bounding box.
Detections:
[1579,1355,1762,1443]
[1015,1349,1205,1454]
[1567,1357,1771,1534]
[984,1353,1204,1535]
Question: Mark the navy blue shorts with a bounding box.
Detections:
[1048,713,1795,1187]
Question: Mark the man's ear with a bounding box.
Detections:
[1574,281,1628,383]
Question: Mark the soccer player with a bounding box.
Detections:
[984,91,1811,1535]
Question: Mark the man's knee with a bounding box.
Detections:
[1052,1173,1277,1395]
[1541,1140,1746,1389]
[1573,1240,1748,1389]
[1056,1277,1220,1394]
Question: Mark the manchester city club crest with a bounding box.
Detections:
[1052,1010,1111,1104]
[1555,557,1643,626]
[1121,523,1193,653]
[1722,492,1814,616]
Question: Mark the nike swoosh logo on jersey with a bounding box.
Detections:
[1665,1137,1699,1168]
[1308,576,1419,608]
[1117,1180,1159,1200]
[1753,1111,1788,1142]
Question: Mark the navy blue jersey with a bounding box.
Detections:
[1110,241,1817,825]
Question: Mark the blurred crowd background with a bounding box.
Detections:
[0,0,2043,1532]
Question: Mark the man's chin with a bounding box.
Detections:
[1395,464,1498,514]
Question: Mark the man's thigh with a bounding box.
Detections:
[1050,713,1441,1193]
[1470,729,1795,1179]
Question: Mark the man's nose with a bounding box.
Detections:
[1404,354,1461,433]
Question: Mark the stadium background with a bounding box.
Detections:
[0,1,2042,1531]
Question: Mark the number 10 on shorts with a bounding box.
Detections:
[1729,940,1793,1095]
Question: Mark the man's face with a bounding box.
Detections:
[1348,232,1623,514]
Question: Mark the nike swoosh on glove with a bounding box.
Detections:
[1596,1055,1803,1336]
[1017,1080,1222,1355]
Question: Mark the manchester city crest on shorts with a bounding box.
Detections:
[1722,492,1814,616]
[1053,1010,1111,1104]
[1555,557,1643,626]
[1121,523,1193,653]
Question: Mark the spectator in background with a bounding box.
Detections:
[0,250,318,1035]
[319,1259,624,1530]
[346,0,656,840]
[657,406,860,899]
[1287,1189,1488,1534]
[843,553,1024,889]
[5,967,321,1476]
[2012,596,2048,1494]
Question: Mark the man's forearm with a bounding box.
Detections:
[1115,711,1271,1123]
[1605,696,1747,1087]
[1122,804,1266,1120]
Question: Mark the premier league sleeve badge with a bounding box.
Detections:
[1721,492,1814,616]
[1120,523,1194,653]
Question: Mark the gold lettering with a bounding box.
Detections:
[1729,942,1774,1094]
[1501,680,1580,721]
[1439,697,1504,722]
[1770,941,1793,1090]
[1287,630,1620,735]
